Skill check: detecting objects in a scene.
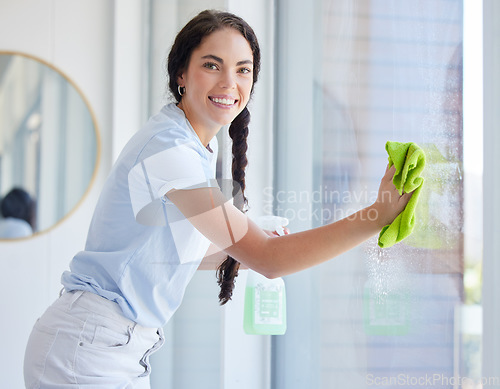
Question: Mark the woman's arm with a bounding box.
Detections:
[169,165,410,278]
[198,229,286,271]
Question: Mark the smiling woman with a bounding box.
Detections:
[23,9,410,389]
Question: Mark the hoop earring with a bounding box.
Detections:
[178,85,186,96]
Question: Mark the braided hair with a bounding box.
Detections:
[216,107,250,304]
[166,10,261,304]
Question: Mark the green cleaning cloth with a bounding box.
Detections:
[377,141,426,248]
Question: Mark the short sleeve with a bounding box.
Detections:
[128,140,218,226]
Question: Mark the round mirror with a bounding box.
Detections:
[0,52,100,240]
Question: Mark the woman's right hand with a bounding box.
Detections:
[370,164,413,228]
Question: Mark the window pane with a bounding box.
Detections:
[274,0,483,387]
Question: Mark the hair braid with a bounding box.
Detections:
[216,107,250,305]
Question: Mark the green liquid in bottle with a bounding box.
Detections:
[244,216,289,335]
[243,279,287,335]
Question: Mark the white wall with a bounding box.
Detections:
[0,1,114,387]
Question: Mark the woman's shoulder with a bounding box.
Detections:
[144,103,194,142]
[111,104,189,167]
[157,102,185,124]
[130,104,211,163]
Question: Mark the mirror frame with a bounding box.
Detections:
[0,50,101,241]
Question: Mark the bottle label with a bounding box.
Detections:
[363,281,410,336]
[254,282,283,325]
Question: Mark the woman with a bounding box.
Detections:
[24,9,411,388]
[0,187,36,239]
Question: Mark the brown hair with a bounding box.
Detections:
[166,10,261,304]
[0,187,36,230]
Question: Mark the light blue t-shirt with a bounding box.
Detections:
[62,103,219,328]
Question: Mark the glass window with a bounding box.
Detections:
[273,0,484,387]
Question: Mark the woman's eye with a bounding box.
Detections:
[203,62,218,70]
[239,67,252,74]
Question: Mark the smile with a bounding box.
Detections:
[209,96,237,106]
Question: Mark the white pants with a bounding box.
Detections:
[24,290,164,388]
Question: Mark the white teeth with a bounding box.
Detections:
[212,97,235,105]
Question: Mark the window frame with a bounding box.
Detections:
[481,0,500,382]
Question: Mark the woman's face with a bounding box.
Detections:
[177,28,254,136]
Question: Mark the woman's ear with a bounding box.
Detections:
[177,73,185,87]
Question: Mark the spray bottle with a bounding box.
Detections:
[243,216,288,335]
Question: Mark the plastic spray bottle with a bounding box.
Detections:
[243,216,288,335]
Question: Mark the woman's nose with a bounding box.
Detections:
[219,70,237,89]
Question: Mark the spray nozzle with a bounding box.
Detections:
[256,215,289,236]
